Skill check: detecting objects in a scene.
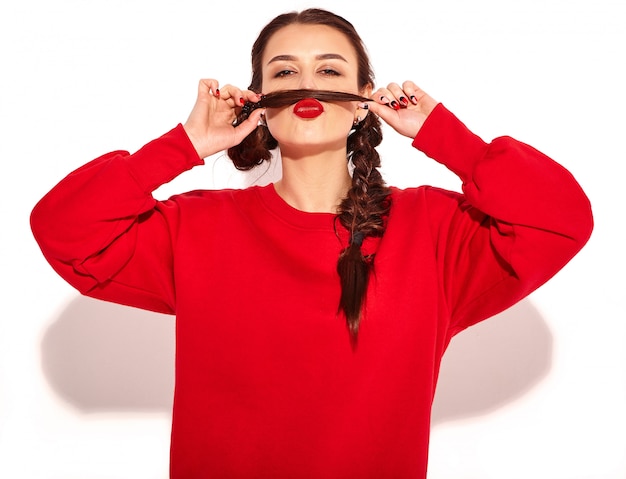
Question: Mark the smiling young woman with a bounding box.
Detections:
[30,8,593,479]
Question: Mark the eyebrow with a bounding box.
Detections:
[267,53,349,64]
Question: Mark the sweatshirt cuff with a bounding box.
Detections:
[412,103,489,183]
[125,124,205,193]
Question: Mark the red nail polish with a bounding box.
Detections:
[215,89,220,98]
[240,97,245,105]
[390,101,400,110]
[400,96,409,106]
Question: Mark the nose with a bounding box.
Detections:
[298,72,317,90]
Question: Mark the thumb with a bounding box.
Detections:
[368,101,427,139]
[232,108,266,143]
[367,101,397,125]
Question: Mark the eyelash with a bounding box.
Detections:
[274,70,294,78]
[273,69,341,78]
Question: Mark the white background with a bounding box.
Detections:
[1,0,624,477]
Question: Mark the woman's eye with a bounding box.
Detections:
[320,69,341,76]
[274,70,294,78]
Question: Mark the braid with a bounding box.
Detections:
[227,124,277,171]
[229,8,391,341]
[336,112,391,339]
[229,108,391,339]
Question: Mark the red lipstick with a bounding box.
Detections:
[293,98,324,119]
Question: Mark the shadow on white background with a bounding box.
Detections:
[40,296,552,424]
[432,299,552,424]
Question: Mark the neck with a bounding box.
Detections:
[274,146,352,213]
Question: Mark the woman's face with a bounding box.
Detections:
[261,24,369,154]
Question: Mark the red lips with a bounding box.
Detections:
[293,98,324,119]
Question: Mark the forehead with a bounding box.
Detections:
[262,24,357,63]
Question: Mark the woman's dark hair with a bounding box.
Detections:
[228,8,391,340]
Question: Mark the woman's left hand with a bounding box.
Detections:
[367,81,439,139]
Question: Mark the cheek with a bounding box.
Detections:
[263,108,290,140]
[335,104,357,126]
[260,73,286,94]
[264,107,288,127]
[264,104,357,140]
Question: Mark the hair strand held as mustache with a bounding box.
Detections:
[233,89,372,126]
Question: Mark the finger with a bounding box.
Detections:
[247,108,266,128]
[371,87,391,107]
[372,86,401,111]
[220,85,263,107]
[233,108,266,142]
[386,82,411,108]
[367,99,400,126]
[217,84,247,107]
[366,90,391,119]
[364,91,399,122]
[243,89,263,101]
[198,79,220,99]
[401,80,428,105]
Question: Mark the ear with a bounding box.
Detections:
[360,83,373,98]
[355,83,373,123]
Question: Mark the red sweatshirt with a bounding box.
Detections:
[31,104,592,478]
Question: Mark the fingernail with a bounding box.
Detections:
[358,102,369,110]
[215,89,220,97]
[240,97,245,105]
[380,95,390,104]
[390,101,400,110]
[399,96,409,106]
[410,95,418,104]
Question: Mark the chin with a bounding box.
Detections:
[269,119,352,148]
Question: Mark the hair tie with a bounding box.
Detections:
[351,231,365,247]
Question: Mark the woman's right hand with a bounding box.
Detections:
[183,79,265,159]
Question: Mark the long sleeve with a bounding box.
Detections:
[30,124,203,314]
[411,104,593,334]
